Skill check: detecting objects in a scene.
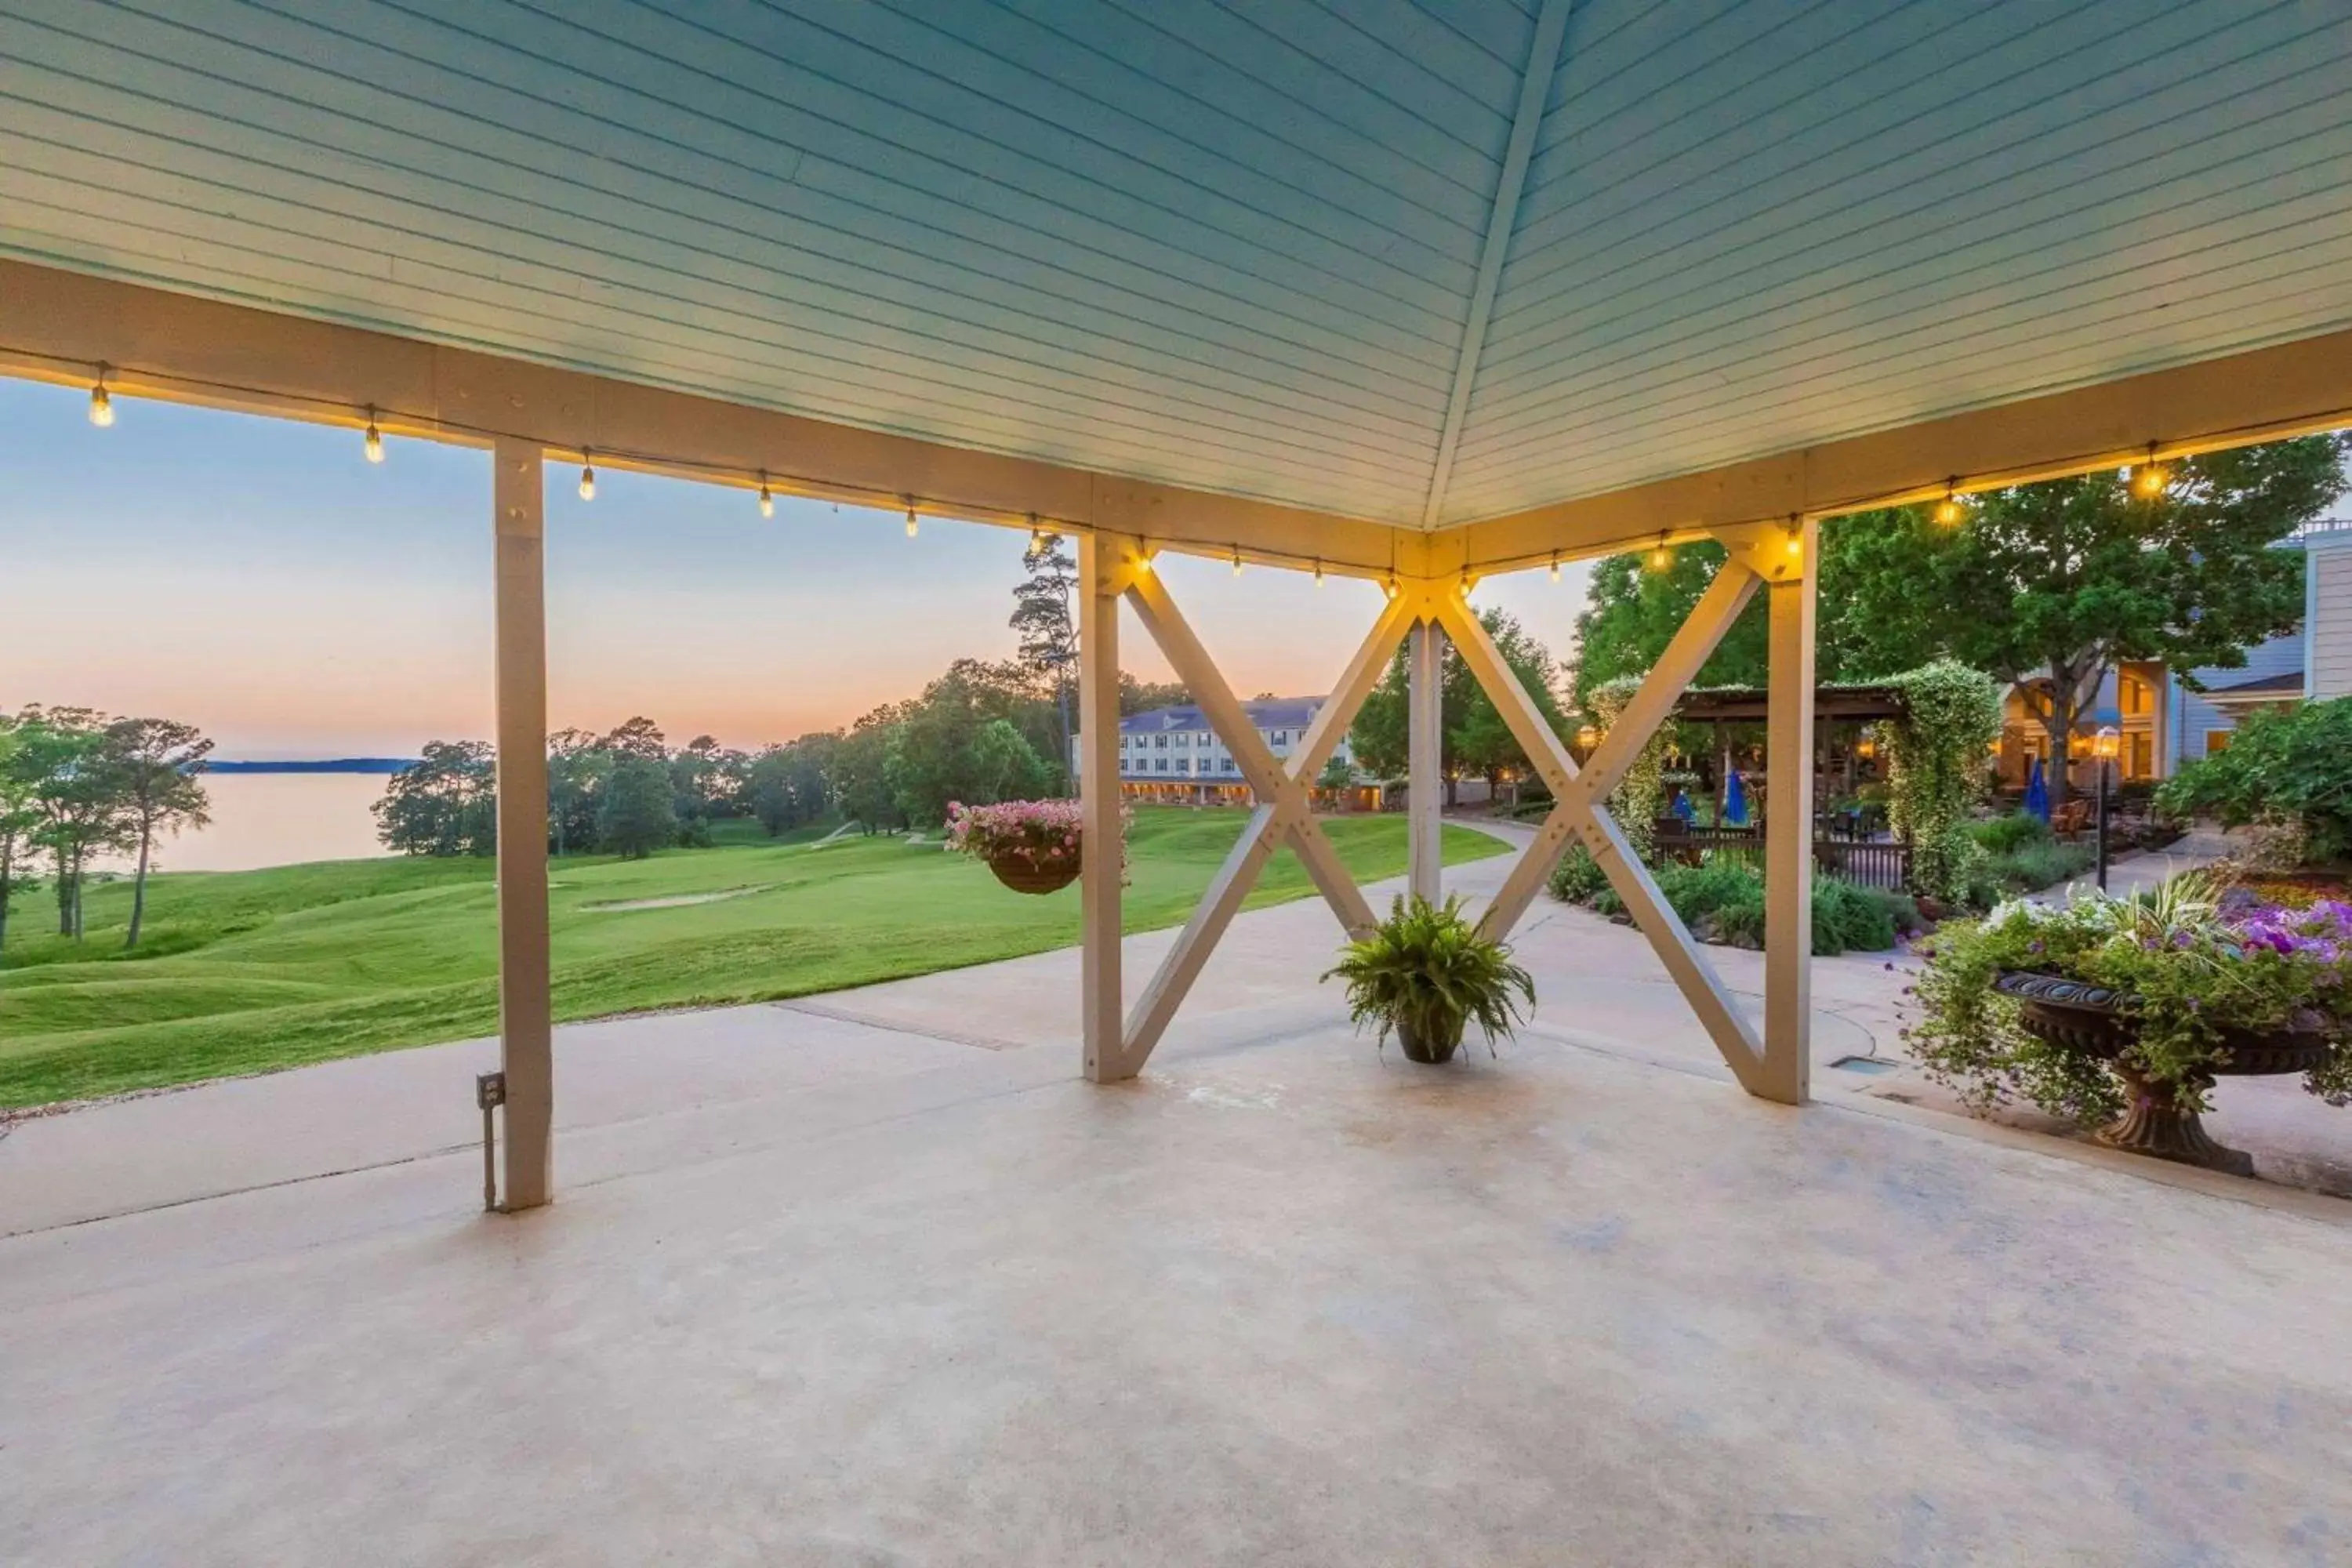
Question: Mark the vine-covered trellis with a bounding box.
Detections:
[1872,660,2005,902]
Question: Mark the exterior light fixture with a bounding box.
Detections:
[1231,545,1243,577]
[1857,735,1877,760]
[757,473,774,518]
[1646,532,1673,572]
[363,406,385,464]
[2132,444,2171,499]
[1313,559,1325,588]
[905,499,919,538]
[1575,723,1599,753]
[578,452,596,501]
[1029,514,1047,551]
[88,364,114,427]
[1784,519,1804,558]
[1548,551,1561,583]
[1934,480,1963,525]
[2092,724,2122,762]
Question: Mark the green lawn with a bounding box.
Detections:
[0,808,1505,1107]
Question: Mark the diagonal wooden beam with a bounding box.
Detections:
[1437,562,1772,1086]
[1122,803,1287,1067]
[1577,802,1767,1092]
[1112,576,1402,1070]
[1571,560,1759,804]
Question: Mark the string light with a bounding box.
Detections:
[2132,442,2172,499]
[1934,479,1962,525]
[1548,551,1560,583]
[87,363,114,427]
[1646,532,1673,572]
[1784,517,1803,558]
[1382,575,1399,600]
[757,471,773,518]
[578,451,596,501]
[905,498,919,538]
[1313,559,1325,588]
[1029,514,1047,552]
[364,406,384,464]
[1231,544,1243,577]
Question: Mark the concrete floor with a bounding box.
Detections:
[6,832,2352,1563]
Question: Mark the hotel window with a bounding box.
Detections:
[1154,734,1167,749]
[2206,731,2233,755]
[2121,674,2152,717]
[2129,733,2152,779]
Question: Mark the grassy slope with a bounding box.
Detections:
[0,808,1505,1106]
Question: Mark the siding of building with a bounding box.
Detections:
[2174,627,2307,766]
[2307,532,2352,702]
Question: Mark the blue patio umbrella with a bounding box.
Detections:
[1671,789,1697,824]
[1722,768,1749,827]
[2024,756,2050,822]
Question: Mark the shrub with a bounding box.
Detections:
[1813,877,1898,955]
[1970,811,2053,855]
[1546,846,1904,954]
[1984,841,2095,898]
[2156,697,2352,863]
[1878,661,2005,904]
[1546,842,1611,905]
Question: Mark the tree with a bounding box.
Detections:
[597,753,676,858]
[1570,435,2349,806]
[746,731,839,836]
[1119,675,1191,716]
[1349,610,1569,801]
[14,706,129,939]
[372,740,497,856]
[546,728,609,857]
[1011,532,1078,789]
[0,714,42,962]
[833,706,906,833]
[669,734,746,844]
[599,715,668,761]
[102,717,213,949]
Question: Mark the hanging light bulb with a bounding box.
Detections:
[757,473,774,518]
[905,499,919,538]
[1784,518,1803,558]
[1646,532,1673,572]
[363,406,384,464]
[1934,479,1963,525]
[88,364,114,427]
[1382,575,1399,601]
[1313,559,1325,588]
[2132,443,2172,499]
[1029,515,1047,552]
[1231,545,1243,577]
[1548,551,1561,583]
[577,452,597,501]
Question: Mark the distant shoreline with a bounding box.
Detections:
[207,759,415,775]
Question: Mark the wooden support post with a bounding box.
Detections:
[492,438,553,1210]
[1760,518,1818,1105]
[1407,620,1443,902]
[1079,532,1129,1082]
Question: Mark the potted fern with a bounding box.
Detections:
[1323,895,1536,1063]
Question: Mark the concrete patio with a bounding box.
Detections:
[7,844,2352,1566]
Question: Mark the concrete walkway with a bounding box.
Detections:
[7,821,2352,1563]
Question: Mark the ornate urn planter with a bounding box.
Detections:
[1993,971,2334,1175]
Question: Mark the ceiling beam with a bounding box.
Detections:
[0,259,1432,581]
[1444,325,2352,575]
[1418,0,1574,530]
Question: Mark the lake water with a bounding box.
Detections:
[102,772,395,873]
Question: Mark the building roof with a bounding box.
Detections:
[1122,699,1323,737]
[5,3,2346,535]
[2202,671,2306,704]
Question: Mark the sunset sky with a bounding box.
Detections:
[0,377,1588,758]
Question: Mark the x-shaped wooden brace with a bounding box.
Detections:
[1111,568,1422,1073]
[1428,526,1800,1096]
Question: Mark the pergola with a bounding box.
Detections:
[4,1,2349,1211]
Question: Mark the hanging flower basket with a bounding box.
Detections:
[946,799,1105,896]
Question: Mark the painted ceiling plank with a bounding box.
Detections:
[1416,0,1574,528]
[1499,3,2314,325]
[116,0,1474,354]
[0,85,1447,469]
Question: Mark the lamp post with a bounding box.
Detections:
[2092,724,2121,891]
[1575,724,1599,762]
